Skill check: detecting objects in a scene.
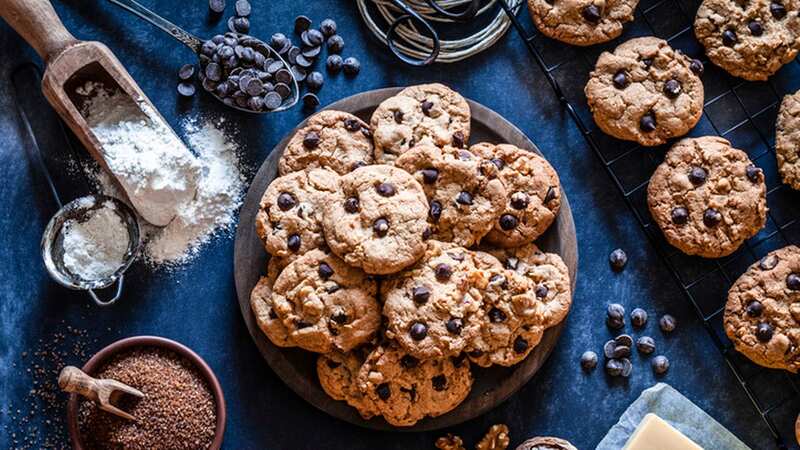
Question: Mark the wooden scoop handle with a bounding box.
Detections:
[0,0,78,61]
[58,365,100,402]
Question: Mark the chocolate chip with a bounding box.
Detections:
[410,322,428,340]
[452,131,465,148]
[268,308,277,319]
[671,207,689,224]
[277,192,296,210]
[287,234,301,252]
[327,35,345,54]
[303,131,320,149]
[331,311,348,325]
[431,374,447,391]
[178,64,195,81]
[320,18,337,37]
[640,112,657,132]
[208,0,226,13]
[620,358,633,378]
[613,70,629,89]
[429,201,442,222]
[373,218,390,236]
[535,284,549,298]
[659,314,677,333]
[756,322,773,342]
[488,307,507,323]
[422,228,432,240]
[412,286,430,304]
[177,82,196,97]
[690,59,704,75]
[490,158,505,170]
[652,355,669,375]
[788,273,800,290]
[513,336,529,353]
[504,257,519,270]
[376,183,396,197]
[344,118,361,132]
[205,62,223,82]
[663,79,682,98]
[456,191,473,205]
[510,192,529,210]
[327,284,340,294]
[344,197,359,213]
[499,214,518,230]
[393,110,404,124]
[642,58,653,69]
[234,0,251,16]
[630,308,648,328]
[609,248,627,272]
[306,71,324,91]
[612,345,631,359]
[343,57,361,76]
[421,168,439,184]
[722,29,737,46]
[232,17,250,33]
[615,334,633,348]
[703,208,722,227]
[581,351,598,371]
[759,254,779,270]
[421,100,434,116]
[607,303,625,328]
[318,262,334,279]
[771,1,787,19]
[267,91,286,110]
[544,186,557,203]
[581,4,601,22]
[748,20,763,36]
[326,54,343,73]
[376,383,391,400]
[446,318,463,334]
[396,355,418,371]
[605,359,623,376]
[689,167,707,185]
[746,300,763,317]
[435,263,452,281]
[636,336,656,354]
[746,165,762,182]
[604,340,617,359]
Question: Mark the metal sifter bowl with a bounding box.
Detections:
[41,195,140,306]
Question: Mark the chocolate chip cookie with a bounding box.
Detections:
[470,143,562,247]
[255,168,338,261]
[355,343,473,427]
[322,164,429,275]
[271,249,380,353]
[383,241,501,360]
[724,246,800,372]
[528,0,639,46]
[250,257,294,348]
[777,89,800,190]
[317,347,380,420]
[515,437,578,450]
[585,37,705,146]
[486,243,573,328]
[695,0,800,81]
[395,144,507,247]
[371,84,471,164]
[648,136,767,258]
[279,110,375,176]
[466,267,546,367]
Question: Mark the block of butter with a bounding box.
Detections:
[623,413,703,450]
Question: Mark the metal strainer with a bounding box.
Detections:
[41,195,140,306]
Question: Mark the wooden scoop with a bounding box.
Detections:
[0,0,197,226]
[58,365,144,421]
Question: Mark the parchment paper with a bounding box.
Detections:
[595,383,750,450]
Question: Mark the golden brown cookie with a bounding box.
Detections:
[317,347,380,420]
[724,246,800,372]
[777,89,800,190]
[250,257,294,348]
[528,0,639,46]
[648,136,767,258]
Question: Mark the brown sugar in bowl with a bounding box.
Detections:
[66,336,226,449]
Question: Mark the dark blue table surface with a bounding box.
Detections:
[0,1,786,449]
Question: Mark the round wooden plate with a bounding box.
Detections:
[233,88,578,431]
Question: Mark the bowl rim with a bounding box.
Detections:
[66,335,226,449]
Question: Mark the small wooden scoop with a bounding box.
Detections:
[58,365,144,421]
[0,0,196,226]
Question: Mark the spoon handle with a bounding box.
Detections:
[107,0,203,53]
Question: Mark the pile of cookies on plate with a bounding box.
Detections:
[249,83,573,426]
[530,0,800,377]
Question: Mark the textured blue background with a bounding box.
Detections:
[0,1,787,449]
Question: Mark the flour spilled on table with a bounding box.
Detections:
[84,115,248,270]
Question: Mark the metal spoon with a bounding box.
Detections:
[107,0,299,114]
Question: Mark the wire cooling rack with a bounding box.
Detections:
[496,0,800,447]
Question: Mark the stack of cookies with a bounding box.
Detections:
[249,83,573,426]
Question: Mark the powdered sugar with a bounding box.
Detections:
[61,200,129,281]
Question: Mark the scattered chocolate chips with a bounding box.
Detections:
[177,82,196,97]
[343,57,361,76]
[301,93,320,110]
[235,0,251,16]
[607,303,625,329]
[671,207,689,225]
[787,273,800,290]
[615,334,633,348]
[295,15,312,34]
[613,70,629,89]
[756,322,773,342]
[620,358,633,377]
[609,248,628,272]
[640,112,657,132]
[636,336,656,354]
[306,71,324,91]
[722,29,738,46]
[612,345,631,359]
[663,79,682,98]
[581,351,598,371]
[209,0,226,14]
[659,314,676,333]
[326,54,343,73]
[581,4,601,23]
[631,308,648,328]
[435,263,453,281]
[373,217,390,236]
[603,340,617,359]
[328,35,345,54]
[499,214,518,231]
[703,208,722,227]
[652,355,669,375]
[688,166,707,185]
[746,300,763,317]
[320,19,337,37]
[605,358,624,376]
[178,64,195,81]
[277,192,296,210]
[410,322,428,340]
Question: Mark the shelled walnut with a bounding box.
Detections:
[476,424,510,450]
[436,434,466,450]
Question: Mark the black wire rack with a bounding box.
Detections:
[496,0,800,447]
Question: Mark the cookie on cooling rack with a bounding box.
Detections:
[585,37,704,147]
[777,89,800,190]
[647,136,767,258]
[527,0,639,46]
[724,245,800,372]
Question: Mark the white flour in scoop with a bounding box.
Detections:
[61,199,129,281]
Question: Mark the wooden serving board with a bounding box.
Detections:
[233,88,578,431]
